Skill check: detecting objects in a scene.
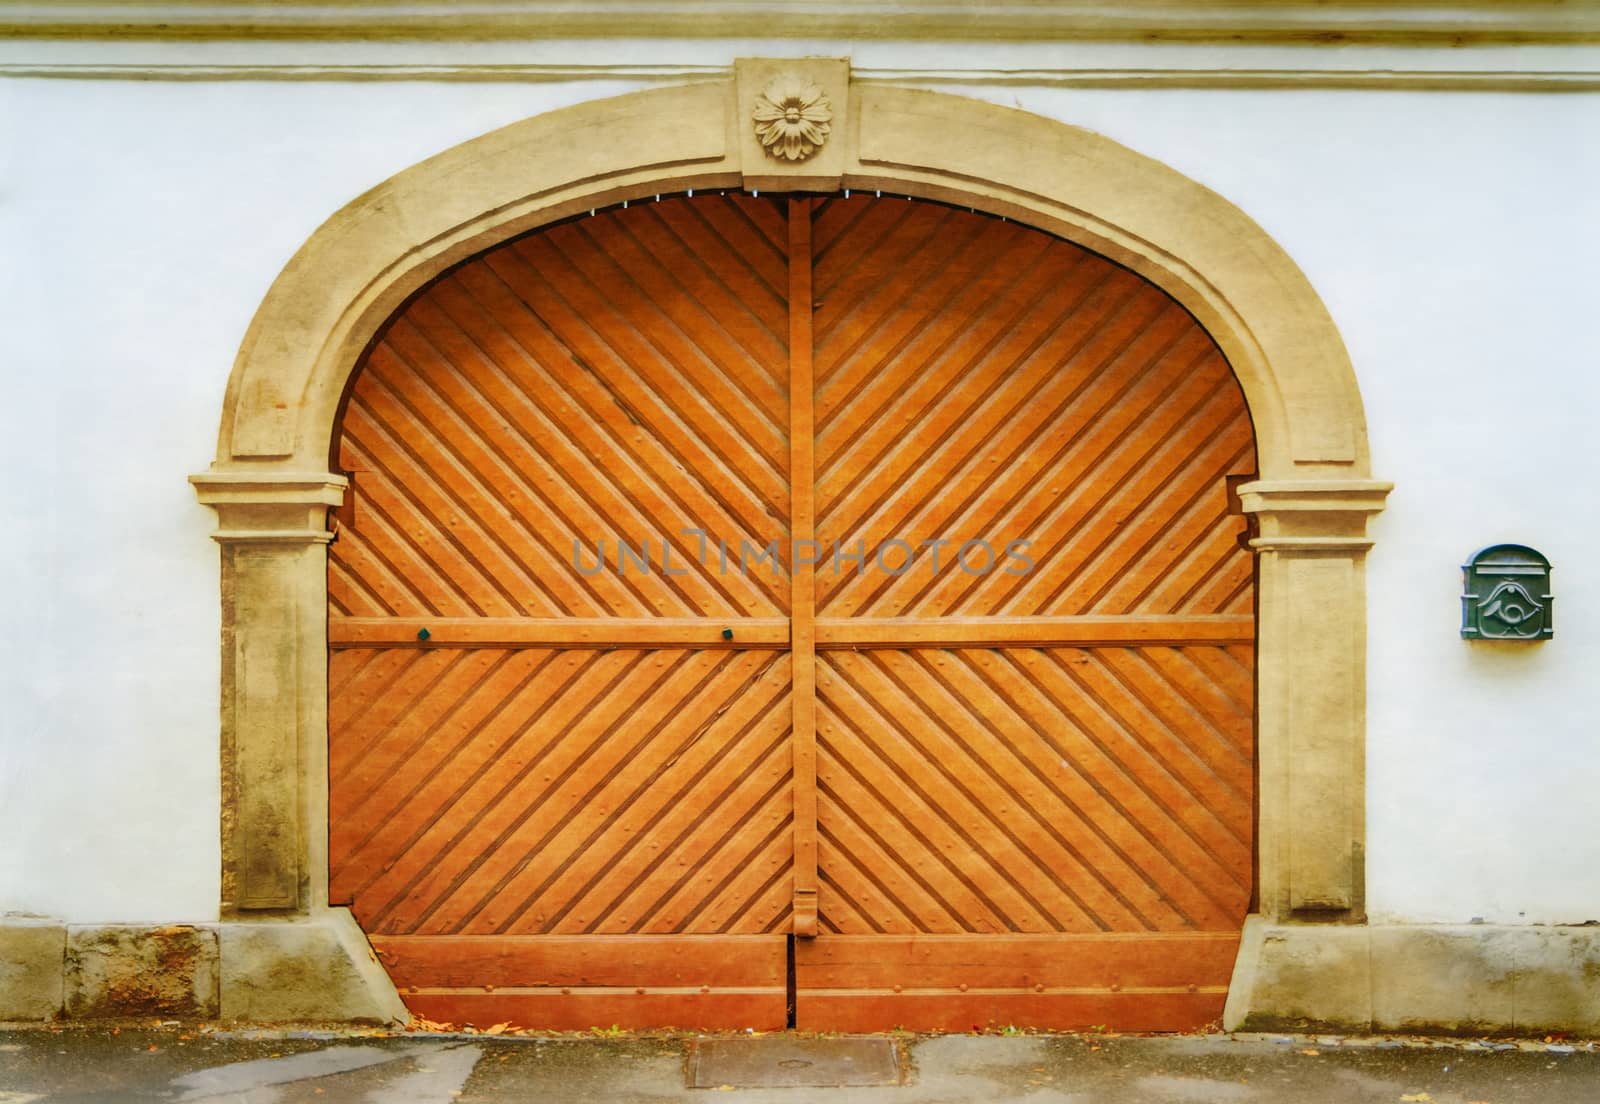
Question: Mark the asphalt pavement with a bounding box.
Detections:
[1,1026,1597,1103]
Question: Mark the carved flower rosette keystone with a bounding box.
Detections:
[753,77,833,162]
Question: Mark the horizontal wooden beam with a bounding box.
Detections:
[328,617,790,648]
[374,934,787,988]
[330,614,1253,649]
[815,615,1254,648]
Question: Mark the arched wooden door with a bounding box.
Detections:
[327,193,1257,1032]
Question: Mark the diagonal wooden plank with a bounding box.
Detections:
[572,670,794,934]
[812,238,1076,537]
[814,222,1003,409]
[620,732,793,935]
[482,650,788,933]
[637,771,795,934]
[345,369,611,617]
[949,648,1245,929]
[930,333,1229,618]
[352,648,647,931]
[1009,649,1250,919]
[1098,647,1254,796]
[330,649,527,869]
[576,209,790,426]
[1065,650,1253,852]
[812,254,1128,614]
[827,650,1176,932]
[352,338,644,616]
[821,654,1088,933]
[399,289,774,617]
[431,261,792,612]
[818,717,1003,933]
[328,553,396,617]
[372,315,693,617]
[814,228,1062,479]
[339,424,546,617]
[827,299,1207,618]
[527,220,790,468]
[492,233,791,501]
[408,649,726,934]
[333,648,600,909]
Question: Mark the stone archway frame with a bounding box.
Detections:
[191,58,1390,1022]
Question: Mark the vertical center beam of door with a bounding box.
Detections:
[788,197,819,939]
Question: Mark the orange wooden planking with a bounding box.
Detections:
[330,194,1259,1032]
[796,991,1228,1033]
[788,197,820,939]
[960,648,1250,927]
[401,270,786,614]
[376,934,787,987]
[402,990,788,1032]
[817,299,1218,617]
[817,673,1115,934]
[794,931,1241,988]
[817,662,1183,934]
[819,651,1202,933]
[329,616,791,648]
[813,615,1253,647]
[490,229,791,495]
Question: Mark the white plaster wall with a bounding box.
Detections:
[1,57,1595,926]
[0,77,646,922]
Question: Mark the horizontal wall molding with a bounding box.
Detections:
[3,2,1599,46]
[5,62,1599,91]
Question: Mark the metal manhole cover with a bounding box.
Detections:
[688,1036,902,1089]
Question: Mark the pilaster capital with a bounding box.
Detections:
[1238,478,1392,553]
[190,469,348,544]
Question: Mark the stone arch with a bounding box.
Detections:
[192,63,1389,1019]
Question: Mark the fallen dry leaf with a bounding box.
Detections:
[1400,1094,1432,1103]
[1300,1049,1320,1056]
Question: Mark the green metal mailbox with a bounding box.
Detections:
[1461,545,1552,641]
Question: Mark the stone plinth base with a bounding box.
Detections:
[0,909,406,1026]
[1226,915,1600,1035]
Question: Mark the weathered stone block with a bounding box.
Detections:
[1509,927,1600,1035]
[1371,926,1517,1034]
[1225,917,1372,1033]
[65,924,219,1018]
[0,918,66,1020]
[218,910,407,1025]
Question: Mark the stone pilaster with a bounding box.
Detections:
[191,470,346,915]
[1240,479,1391,920]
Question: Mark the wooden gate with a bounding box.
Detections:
[327,193,1256,1032]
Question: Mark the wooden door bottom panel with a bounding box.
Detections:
[796,990,1227,1033]
[375,934,788,1030]
[404,988,788,1031]
[795,932,1239,1032]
